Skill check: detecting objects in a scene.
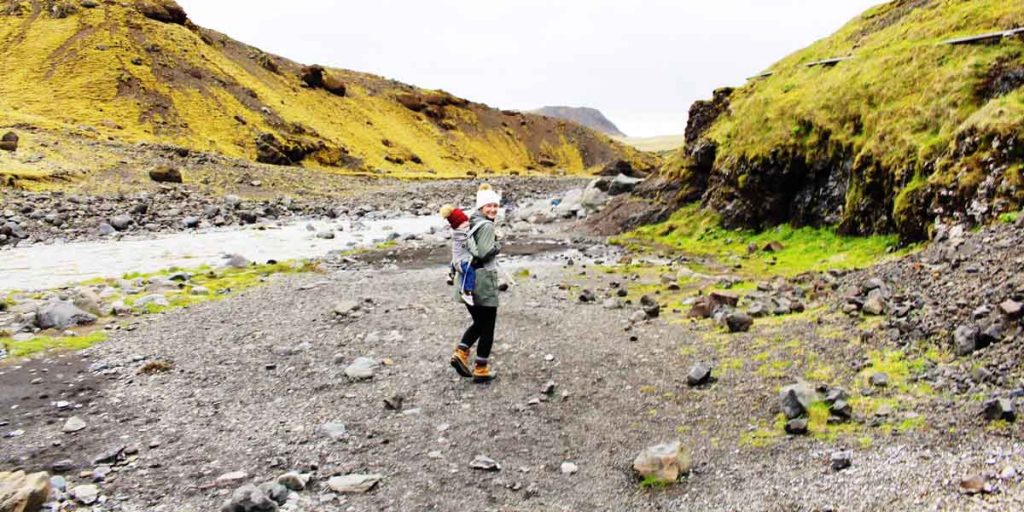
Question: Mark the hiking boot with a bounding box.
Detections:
[472,362,496,383]
[450,347,471,378]
[461,291,475,306]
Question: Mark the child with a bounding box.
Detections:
[440,205,475,306]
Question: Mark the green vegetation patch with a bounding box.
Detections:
[1,331,108,359]
[616,204,908,277]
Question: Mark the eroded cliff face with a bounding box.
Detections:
[591,0,1024,242]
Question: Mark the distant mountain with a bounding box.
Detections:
[531,107,627,137]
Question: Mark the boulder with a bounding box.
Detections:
[982,398,1016,422]
[725,311,753,333]
[276,471,310,491]
[0,470,51,512]
[784,418,809,435]
[0,131,18,152]
[35,301,97,330]
[640,295,661,318]
[327,474,382,494]
[862,294,886,315]
[999,299,1022,320]
[632,441,691,483]
[149,166,182,183]
[135,0,187,25]
[953,324,980,356]
[686,363,713,387]
[607,174,644,195]
[830,451,852,472]
[779,380,818,419]
[221,484,277,512]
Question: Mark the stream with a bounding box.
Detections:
[0,215,442,291]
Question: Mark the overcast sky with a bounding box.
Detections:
[179,0,882,137]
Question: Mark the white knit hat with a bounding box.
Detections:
[475,184,501,209]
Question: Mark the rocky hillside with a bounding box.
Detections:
[602,0,1024,242]
[0,0,654,188]
[532,106,627,137]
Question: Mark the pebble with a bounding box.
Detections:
[70,484,99,505]
[560,462,578,475]
[470,455,501,471]
[62,416,87,433]
[327,474,382,493]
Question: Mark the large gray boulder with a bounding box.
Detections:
[779,380,819,419]
[35,302,97,330]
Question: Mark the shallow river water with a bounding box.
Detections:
[0,215,442,291]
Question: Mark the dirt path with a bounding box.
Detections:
[2,238,1022,511]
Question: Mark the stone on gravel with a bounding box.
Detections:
[960,474,993,495]
[70,484,99,505]
[784,418,809,435]
[216,471,249,488]
[779,380,818,419]
[640,295,661,318]
[953,324,979,356]
[686,363,713,387]
[542,380,557,395]
[276,471,310,491]
[181,216,200,229]
[51,460,75,473]
[469,455,501,471]
[560,462,578,475]
[327,474,382,493]
[602,298,622,309]
[149,166,183,183]
[344,357,378,380]
[225,254,250,269]
[333,300,361,317]
[258,482,289,505]
[62,416,86,433]
[109,214,133,231]
[633,441,691,484]
[135,294,170,308]
[830,451,852,471]
[0,470,51,512]
[982,398,1016,422]
[222,483,277,512]
[725,311,753,333]
[35,301,97,330]
[999,299,1022,320]
[320,421,348,441]
[869,372,889,388]
[862,294,886,315]
[578,289,596,303]
[316,231,335,240]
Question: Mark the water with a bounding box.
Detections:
[0,215,442,291]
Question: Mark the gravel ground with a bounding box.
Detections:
[2,229,1023,511]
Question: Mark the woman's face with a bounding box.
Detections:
[481,203,499,220]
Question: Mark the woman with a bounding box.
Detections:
[450,184,502,383]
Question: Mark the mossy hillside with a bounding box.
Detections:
[0,2,655,183]
[664,0,1024,240]
[616,203,910,278]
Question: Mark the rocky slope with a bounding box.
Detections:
[532,106,627,137]
[0,0,655,188]
[595,0,1024,241]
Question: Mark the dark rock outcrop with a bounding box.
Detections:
[135,0,187,25]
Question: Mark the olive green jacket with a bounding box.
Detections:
[455,212,501,307]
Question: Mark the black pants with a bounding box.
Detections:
[460,305,498,360]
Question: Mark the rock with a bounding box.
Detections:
[257,482,289,506]
[784,418,809,435]
[327,474,382,493]
[109,214,134,231]
[0,132,18,152]
[469,455,501,471]
[320,421,348,441]
[686,363,713,387]
[97,223,116,236]
[779,380,818,419]
[999,299,1022,320]
[629,310,648,324]
[640,295,660,318]
[216,471,249,488]
[383,394,404,411]
[953,324,980,356]
[70,484,99,505]
[51,460,75,473]
[344,357,378,380]
[632,441,691,483]
[960,474,993,495]
[35,301,97,330]
[91,465,111,482]
[148,166,182,183]
[333,300,361,317]
[276,471,310,491]
[982,398,1016,422]
[134,294,170,308]
[181,216,200,229]
[560,462,578,475]
[869,372,889,388]
[135,0,188,25]
[49,475,66,492]
[578,289,596,303]
[191,286,211,296]
[762,241,784,252]
[830,400,853,421]
[830,451,852,471]
[862,294,886,315]
[62,416,86,433]
[725,311,753,333]
[0,470,51,512]
[602,298,622,310]
[542,380,556,395]
[222,484,277,512]
[316,231,335,240]
[225,254,250,269]
[92,445,125,465]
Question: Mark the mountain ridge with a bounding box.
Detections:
[531,106,627,137]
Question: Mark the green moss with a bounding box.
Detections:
[639,475,674,490]
[617,204,910,278]
[998,210,1021,224]
[1,331,108,358]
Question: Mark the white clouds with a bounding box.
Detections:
[179,0,882,136]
